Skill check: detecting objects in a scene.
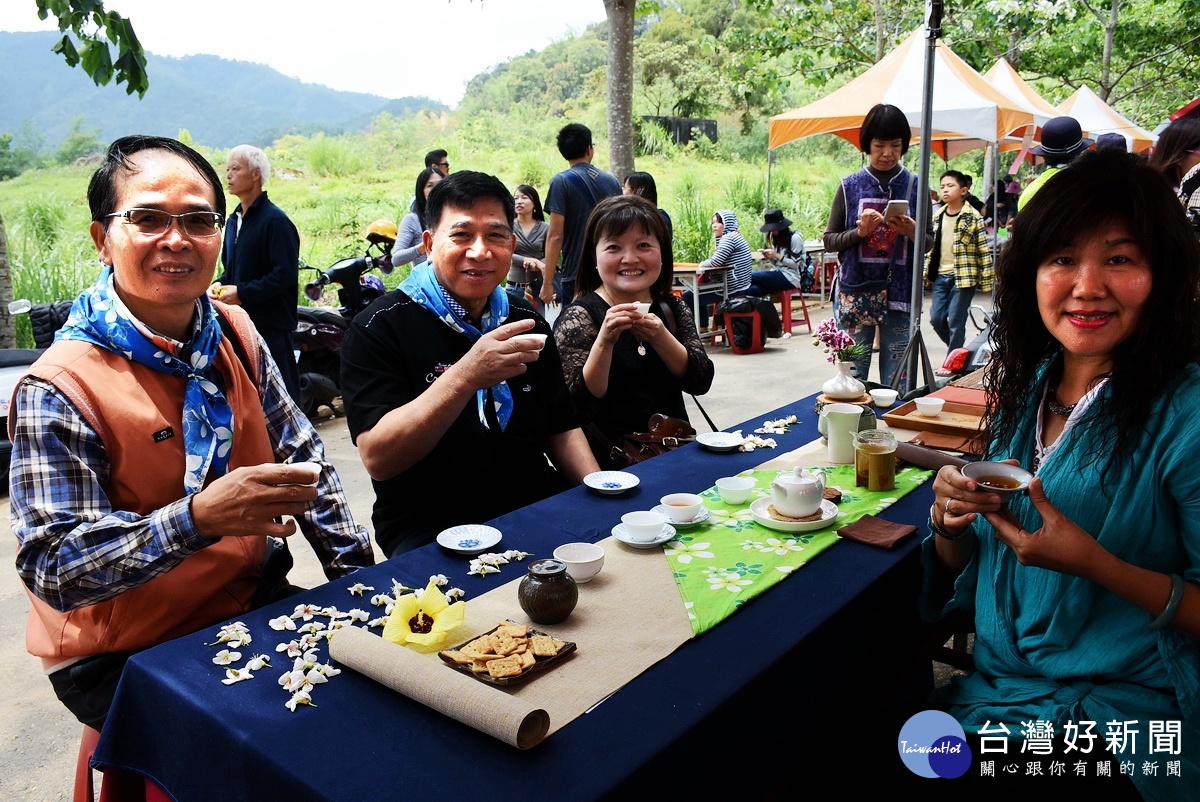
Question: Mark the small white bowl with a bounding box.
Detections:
[552,542,605,583]
[960,461,1033,498]
[621,510,667,542]
[715,476,755,505]
[914,396,946,417]
[869,388,898,408]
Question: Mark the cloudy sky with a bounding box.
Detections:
[0,0,609,105]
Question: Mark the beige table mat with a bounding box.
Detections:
[330,533,693,749]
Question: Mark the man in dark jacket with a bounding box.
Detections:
[209,144,301,402]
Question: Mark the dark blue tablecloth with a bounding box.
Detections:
[93,396,938,800]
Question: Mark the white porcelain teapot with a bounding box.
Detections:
[770,468,826,518]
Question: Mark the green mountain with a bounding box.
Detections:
[0,31,444,150]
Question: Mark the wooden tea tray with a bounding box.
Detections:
[882,400,985,438]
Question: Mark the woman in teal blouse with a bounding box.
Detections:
[925,150,1200,800]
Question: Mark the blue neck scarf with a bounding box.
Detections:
[57,265,234,495]
[400,261,513,429]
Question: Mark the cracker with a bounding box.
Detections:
[486,655,523,678]
[441,649,473,665]
[531,635,559,657]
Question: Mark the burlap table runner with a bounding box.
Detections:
[330,533,693,749]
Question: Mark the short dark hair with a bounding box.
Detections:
[557,123,593,161]
[424,170,516,232]
[623,171,659,205]
[940,170,968,187]
[574,195,674,302]
[988,149,1200,479]
[424,149,448,169]
[859,104,911,156]
[515,184,544,222]
[88,135,224,224]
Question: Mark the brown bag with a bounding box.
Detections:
[587,413,696,470]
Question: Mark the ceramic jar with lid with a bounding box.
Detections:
[518,558,579,624]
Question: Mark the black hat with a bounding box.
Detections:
[1095,132,1128,152]
[1031,116,1093,163]
[760,209,792,232]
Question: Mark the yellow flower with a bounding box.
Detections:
[382,579,466,651]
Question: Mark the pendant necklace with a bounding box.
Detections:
[599,288,647,355]
[1046,387,1077,418]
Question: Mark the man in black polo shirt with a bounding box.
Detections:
[340,171,600,557]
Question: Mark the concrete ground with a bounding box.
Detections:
[0,291,988,801]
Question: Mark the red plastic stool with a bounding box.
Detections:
[778,288,812,334]
[75,725,101,802]
[723,310,765,354]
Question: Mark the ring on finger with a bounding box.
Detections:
[944,498,953,516]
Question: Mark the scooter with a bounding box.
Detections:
[937,305,995,384]
[294,219,397,417]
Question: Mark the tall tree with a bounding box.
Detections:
[604,0,636,182]
[0,1,145,347]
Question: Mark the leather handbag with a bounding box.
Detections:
[587,413,697,470]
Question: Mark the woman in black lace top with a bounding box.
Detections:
[553,195,714,463]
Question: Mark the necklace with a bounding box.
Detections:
[1046,387,1077,418]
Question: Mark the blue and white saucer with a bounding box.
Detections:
[584,470,640,495]
[437,524,502,555]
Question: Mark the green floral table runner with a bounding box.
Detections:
[665,464,933,636]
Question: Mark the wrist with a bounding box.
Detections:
[929,503,970,541]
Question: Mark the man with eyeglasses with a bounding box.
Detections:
[208,144,302,403]
[8,135,374,731]
[425,148,450,176]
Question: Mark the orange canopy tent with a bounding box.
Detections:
[983,57,1062,127]
[1058,85,1157,153]
[768,28,1033,159]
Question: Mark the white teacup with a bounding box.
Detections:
[659,492,703,523]
[633,302,652,315]
[510,333,548,350]
[914,396,945,417]
[715,476,755,505]
[621,510,667,542]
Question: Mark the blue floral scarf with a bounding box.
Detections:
[57,265,234,495]
[400,261,513,429]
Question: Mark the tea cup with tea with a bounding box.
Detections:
[961,461,1033,499]
[659,492,704,523]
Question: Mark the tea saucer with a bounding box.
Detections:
[696,431,745,452]
[651,504,712,528]
[584,470,640,495]
[611,522,677,549]
[436,524,502,555]
[749,498,838,534]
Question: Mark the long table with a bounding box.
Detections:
[672,262,730,339]
[93,396,939,799]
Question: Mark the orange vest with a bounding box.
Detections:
[17,304,274,665]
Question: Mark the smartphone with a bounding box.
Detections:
[883,200,909,221]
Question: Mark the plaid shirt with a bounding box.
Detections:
[927,204,995,292]
[11,337,374,612]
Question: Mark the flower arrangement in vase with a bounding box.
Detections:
[813,318,869,399]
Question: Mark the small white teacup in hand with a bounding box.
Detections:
[509,332,548,351]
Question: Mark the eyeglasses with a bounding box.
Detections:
[436,161,450,168]
[105,208,225,238]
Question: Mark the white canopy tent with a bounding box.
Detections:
[1058,85,1157,153]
